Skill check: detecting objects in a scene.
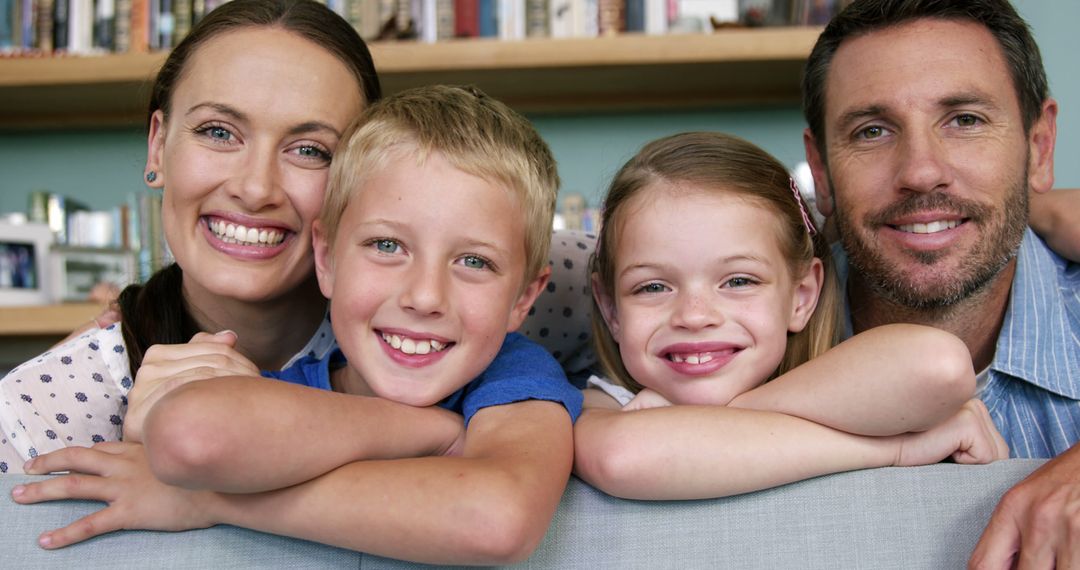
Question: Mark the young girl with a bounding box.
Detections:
[574,132,1008,500]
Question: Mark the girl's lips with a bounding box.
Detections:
[660,342,741,376]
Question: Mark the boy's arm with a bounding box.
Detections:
[728,323,975,436]
[574,392,1006,500]
[209,399,572,565]
[1030,188,1080,262]
[143,377,464,493]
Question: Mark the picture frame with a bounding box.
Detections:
[0,221,54,306]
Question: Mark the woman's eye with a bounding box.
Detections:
[194,124,235,143]
[461,255,489,270]
[296,145,331,161]
[374,239,399,254]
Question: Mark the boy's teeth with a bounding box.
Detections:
[208,219,285,246]
[897,220,959,234]
[381,333,448,355]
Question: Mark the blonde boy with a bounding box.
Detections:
[21,86,581,565]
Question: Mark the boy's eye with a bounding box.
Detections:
[296,145,331,161]
[460,255,490,270]
[374,239,399,254]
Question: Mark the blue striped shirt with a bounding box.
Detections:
[836,228,1080,458]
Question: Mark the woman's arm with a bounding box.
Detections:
[142,376,464,493]
[729,323,975,436]
[574,390,1005,500]
[1030,189,1080,262]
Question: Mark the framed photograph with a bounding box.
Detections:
[0,221,54,306]
[49,247,137,303]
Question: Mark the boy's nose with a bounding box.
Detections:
[400,261,447,316]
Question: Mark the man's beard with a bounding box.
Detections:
[834,173,1029,311]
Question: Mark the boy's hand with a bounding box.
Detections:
[124,331,259,443]
[894,399,1009,467]
[12,442,217,549]
[623,388,674,411]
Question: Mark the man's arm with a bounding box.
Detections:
[143,376,464,493]
[729,323,975,436]
[969,443,1080,569]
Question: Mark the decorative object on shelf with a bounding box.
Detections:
[48,246,136,302]
[0,220,53,306]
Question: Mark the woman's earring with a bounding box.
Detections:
[146,171,157,183]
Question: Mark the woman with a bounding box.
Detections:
[0,0,379,472]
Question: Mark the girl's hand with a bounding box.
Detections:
[894,399,1009,467]
[623,388,674,411]
[124,331,259,443]
[11,442,217,549]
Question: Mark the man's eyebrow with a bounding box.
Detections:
[940,93,1001,112]
[836,105,888,131]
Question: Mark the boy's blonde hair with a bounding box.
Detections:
[321,84,559,281]
[591,132,841,393]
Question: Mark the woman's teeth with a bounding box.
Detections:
[209,219,285,246]
[382,333,448,355]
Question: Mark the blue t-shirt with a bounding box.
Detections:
[263,332,583,425]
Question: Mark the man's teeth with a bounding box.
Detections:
[382,333,448,355]
[208,219,286,246]
[897,220,959,234]
[670,353,714,365]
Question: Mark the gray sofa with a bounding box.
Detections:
[0,460,1042,568]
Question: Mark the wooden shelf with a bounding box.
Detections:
[0,303,103,336]
[0,27,821,128]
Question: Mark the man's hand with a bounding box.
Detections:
[11,442,217,549]
[969,444,1080,569]
[124,331,259,443]
[894,399,1009,467]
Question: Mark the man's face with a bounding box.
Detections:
[810,18,1049,309]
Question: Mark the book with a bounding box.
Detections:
[498,0,524,40]
[0,0,14,50]
[53,0,68,50]
[173,0,192,45]
[114,0,131,51]
[477,0,494,37]
[37,0,54,51]
[548,0,571,38]
[93,0,115,51]
[598,0,622,36]
[129,0,148,52]
[453,0,476,37]
[624,0,642,32]
[643,0,665,35]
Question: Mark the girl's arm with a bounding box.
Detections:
[1030,189,1080,262]
[574,391,1005,500]
[728,323,975,436]
[141,376,464,493]
[19,400,572,565]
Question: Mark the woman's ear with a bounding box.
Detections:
[145,110,167,188]
[788,257,824,333]
[312,220,334,300]
[591,273,621,343]
[507,266,550,332]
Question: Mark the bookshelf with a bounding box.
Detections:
[0,27,822,129]
[0,303,104,336]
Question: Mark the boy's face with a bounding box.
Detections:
[314,149,548,406]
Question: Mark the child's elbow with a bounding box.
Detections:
[902,326,976,417]
[574,433,650,499]
[143,385,231,487]
[456,490,548,564]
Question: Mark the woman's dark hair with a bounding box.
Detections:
[120,0,381,373]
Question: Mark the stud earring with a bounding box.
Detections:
[145,171,157,183]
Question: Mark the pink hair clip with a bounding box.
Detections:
[789,177,817,236]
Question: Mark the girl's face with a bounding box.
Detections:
[595,183,821,406]
[145,27,364,309]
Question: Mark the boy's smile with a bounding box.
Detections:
[314,148,543,406]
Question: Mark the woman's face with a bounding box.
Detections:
[146,27,364,309]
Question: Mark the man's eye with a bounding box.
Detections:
[954,114,980,127]
[858,126,885,140]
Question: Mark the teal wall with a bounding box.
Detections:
[1,0,1076,216]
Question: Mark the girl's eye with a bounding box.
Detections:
[373,239,399,254]
[634,282,669,294]
[723,277,756,289]
[460,255,490,270]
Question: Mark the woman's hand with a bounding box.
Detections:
[894,399,1009,467]
[124,331,259,443]
[11,442,217,549]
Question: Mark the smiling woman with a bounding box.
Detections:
[0,0,380,472]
